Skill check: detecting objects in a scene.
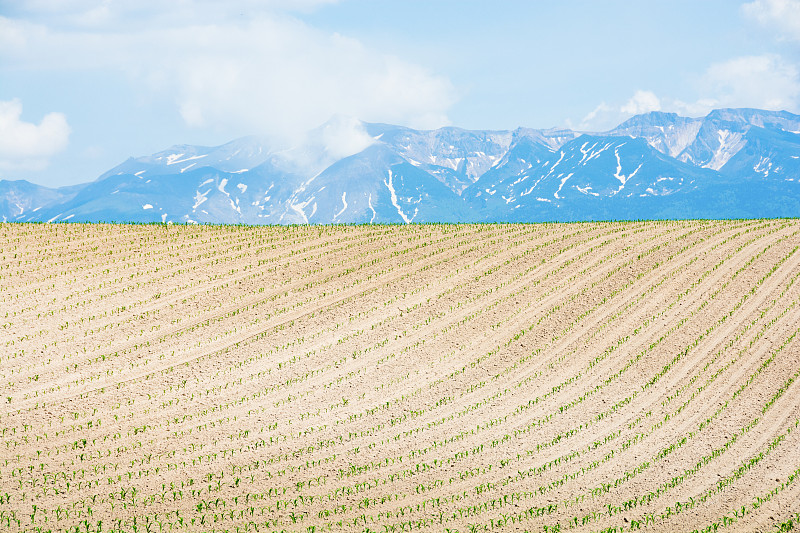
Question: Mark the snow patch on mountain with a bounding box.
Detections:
[168,154,208,166]
[612,149,643,195]
[334,192,348,220]
[705,130,746,170]
[384,170,410,224]
[368,194,376,223]
[193,189,210,210]
[554,173,573,199]
[290,195,314,224]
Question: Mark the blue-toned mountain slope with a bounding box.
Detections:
[3,108,799,224]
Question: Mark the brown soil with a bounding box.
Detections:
[1,220,799,532]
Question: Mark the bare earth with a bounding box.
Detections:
[2,220,800,533]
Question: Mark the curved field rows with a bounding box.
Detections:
[2,220,800,533]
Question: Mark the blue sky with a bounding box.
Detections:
[1,0,799,187]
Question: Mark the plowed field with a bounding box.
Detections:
[2,220,800,532]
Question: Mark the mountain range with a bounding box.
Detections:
[2,108,800,224]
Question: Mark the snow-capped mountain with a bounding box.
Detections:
[0,180,86,222]
[608,112,703,158]
[463,134,721,222]
[608,109,800,173]
[3,108,800,224]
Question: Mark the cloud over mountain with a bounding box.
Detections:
[0,99,70,172]
[0,1,455,142]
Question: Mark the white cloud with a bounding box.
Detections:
[0,99,70,171]
[742,0,800,40]
[670,98,721,117]
[658,55,800,117]
[576,102,611,130]
[697,54,800,111]
[0,1,454,143]
[8,0,342,25]
[620,90,661,115]
[576,53,800,131]
[576,91,661,131]
[318,115,375,160]
[160,20,454,138]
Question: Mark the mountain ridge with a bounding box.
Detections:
[3,108,800,224]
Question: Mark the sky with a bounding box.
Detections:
[1,0,800,187]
